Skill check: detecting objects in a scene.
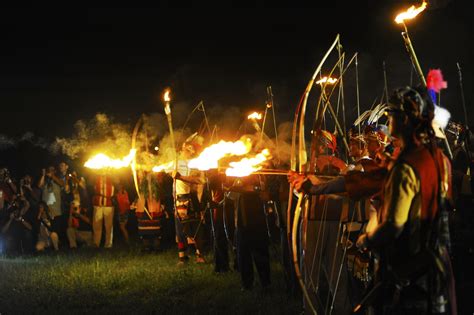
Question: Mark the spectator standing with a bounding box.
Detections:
[92,172,115,248]
[38,166,65,249]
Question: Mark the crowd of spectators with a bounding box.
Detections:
[0,163,177,255]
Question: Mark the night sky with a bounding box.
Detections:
[1,1,472,145]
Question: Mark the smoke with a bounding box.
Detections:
[0,132,50,150]
[154,130,187,165]
[0,135,16,149]
[207,104,243,140]
[51,113,133,159]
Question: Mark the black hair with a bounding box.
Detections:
[389,86,436,141]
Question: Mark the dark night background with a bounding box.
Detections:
[0,1,472,174]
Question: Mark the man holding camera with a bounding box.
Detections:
[0,193,33,254]
[67,200,93,248]
[38,166,65,249]
[0,168,17,211]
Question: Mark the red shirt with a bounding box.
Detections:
[116,190,130,214]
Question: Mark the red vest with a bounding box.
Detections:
[93,176,115,207]
[400,145,448,222]
[393,145,450,257]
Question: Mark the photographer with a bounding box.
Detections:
[35,201,58,252]
[0,193,33,255]
[20,174,41,208]
[38,166,65,249]
[67,200,93,249]
[0,168,17,210]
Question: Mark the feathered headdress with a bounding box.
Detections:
[426,69,447,104]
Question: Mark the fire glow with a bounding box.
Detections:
[395,1,427,24]
[163,90,171,102]
[225,149,271,177]
[152,161,175,173]
[84,149,136,170]
[316,77,337,85]
[188,139,252,171]
[247,112,262,120]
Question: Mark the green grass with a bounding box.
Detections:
[0,247,302,314]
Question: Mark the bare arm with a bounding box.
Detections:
[19,218,32,231]
[50,174,65,187]
[38,169,46,189]
[176,171,206,185]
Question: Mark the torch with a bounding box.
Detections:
[316,76,351,156]
[395,1,428,86]
[163,89,177,163]
[395,2,453,159]
[247,112,263,134]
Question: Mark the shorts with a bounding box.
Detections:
[119,210,130,223]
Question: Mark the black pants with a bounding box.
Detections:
[236,227,270,289]
[212,206,229,272]
[4,228,34,255]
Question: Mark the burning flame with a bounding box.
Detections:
[316,77,338,85]
[247,112,262,120]
[152,161,175,173]
[226,149,271,177]
[395,1,427,24]
[188,139,252,171]
[163,90,171,102]
[84,149,136,170]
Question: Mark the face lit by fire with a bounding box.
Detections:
[349,138,366,159]
[58,162,69,175]
[388,111,405,139]
[182,142,197,159]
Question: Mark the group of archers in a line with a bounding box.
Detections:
[166,83,468,313]
[286,85,472,314]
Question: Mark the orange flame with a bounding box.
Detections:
[152,161,175,173]
[188,139,252,171]
[316,76,337,85]
[247,112,262,120]
[395,1,427,24]
[225,149,271,177]
[163,90,171,102]
[84,149,136,170]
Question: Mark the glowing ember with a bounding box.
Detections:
[163,90,171,102]
[225,149,271,177]
[247,112,262,120]
[152,161,175,173]
[188,139,252,171]
[395,1,427,24]
[84,149,136,170]
[316,76,337,85]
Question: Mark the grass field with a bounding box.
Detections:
[0,247,303,314]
